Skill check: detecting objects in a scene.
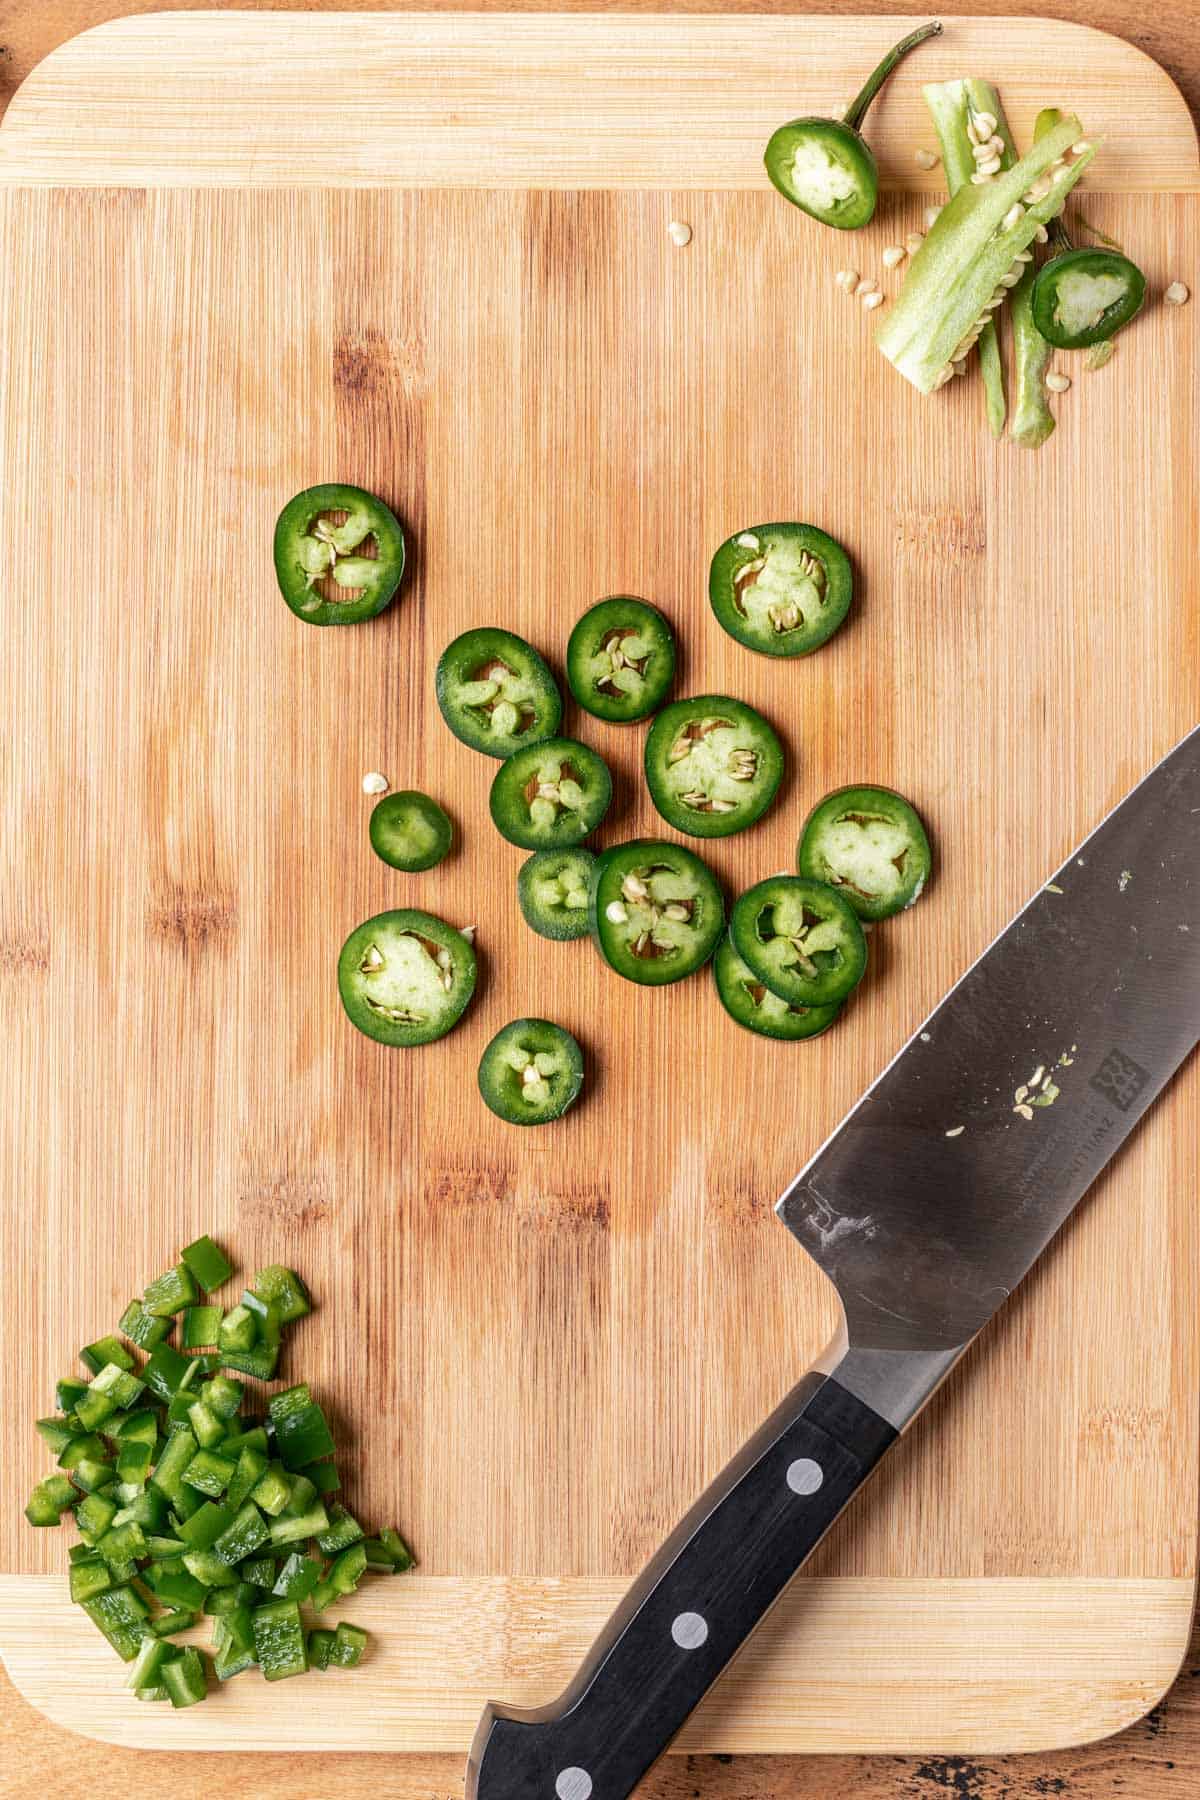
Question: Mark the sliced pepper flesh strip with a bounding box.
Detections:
[876,115,1099,391]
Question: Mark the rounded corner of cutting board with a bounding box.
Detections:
[0,11,1196,188]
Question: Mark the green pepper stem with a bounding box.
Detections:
[843,21,944,131]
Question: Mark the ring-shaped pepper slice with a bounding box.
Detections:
[566,597,676,723]
[1030,245,1146,350]
[435,627,562,759]
[590,840,725,986]
[713,936,843,1040]
[274,483,406,626]
[644,696,784,838]
[337,909,476,1046]
[517,848,597,941]
[709,524,852,658]
[369,791,453,872]
[478,1019,585,1125]
[730,877,866,1008]
[797,785,932,920]
[490,737,612,850]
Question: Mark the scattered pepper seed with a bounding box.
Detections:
[361,771,389,795]
[854,276,879,297]
[862,290,885,310]
[667,219,693,247]
[881,245,906,269]
[945,1126,965,1138]
[1045,882,1064,894]
[914,148,939,169]
[1084,341,1115,371]
[924,205,942,230]
[1045,371,1071,393]
[1118,868,1133,892]
[1164,281,1190,306]
[834,268,859,291]
[904,231,925,253]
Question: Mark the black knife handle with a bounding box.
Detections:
[467,1369,896,1800]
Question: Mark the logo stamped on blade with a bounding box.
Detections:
[1090,1046,1151,1113]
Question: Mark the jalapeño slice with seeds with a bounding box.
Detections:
[517,848,597,941]
[566,597,676,723]
[797,784,932,919]
[729,876,866,1008]
[490,738,612,850]
[478,1019,585,1126]
[589,840,725,986]
[435,627,562,759]
[337,910,476,1047]
[369,791,453,872]
[644,696,783,839]
[709,524,852,657]
[274,483,406,626]
[713,936,842,1041]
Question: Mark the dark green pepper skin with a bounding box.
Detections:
[1030,247,1147,349]
[435,627,562,759]
[337,909,476,1047]
[797,785,932,920]
[369,791,452,872]
[517,848,596,941]
[730,876,867,1008]
[709,524,852,658]
[273,483,406,626]
[712,936,842,1040]
[566,596,676,723]
[764,120,879,230]
[477,1019,585,1126]
[643,696,783,839]
[489,737,612,850]
[589,840,725,986]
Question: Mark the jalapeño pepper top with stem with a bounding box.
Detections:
[274,483,406,626]
[764,21,944,229]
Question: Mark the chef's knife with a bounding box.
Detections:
[468,729,1200,1800]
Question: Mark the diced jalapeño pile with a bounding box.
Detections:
[25,1240,414,1707]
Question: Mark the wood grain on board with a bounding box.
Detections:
[0,5,1197,1780]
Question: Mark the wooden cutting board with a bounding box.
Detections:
[0,10,1197,1760]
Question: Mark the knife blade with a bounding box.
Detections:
[468,730,1200,1800]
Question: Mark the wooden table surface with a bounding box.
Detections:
[0,2,1196,1796]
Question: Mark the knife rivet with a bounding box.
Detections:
[786,1457,824,1496]
[555,1770,593,1800]
[670,1611,709,1650]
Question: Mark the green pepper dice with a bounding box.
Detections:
[730,876,867,1008]
[566,596,676,722]
[764,22,944,229]
[517,848,596,941]
[713,936,843,1041]
[337,909,477,1048]
[1031,234,1146,349]
[797,785,932,920]
[369,790,453,872]
[589,841,725,986]
[644,697,783,839]
[274,483,406,626]
[436,627,562,758]
[489,737,612,850]
[709,524,852,658]
[478,1019,585,1126]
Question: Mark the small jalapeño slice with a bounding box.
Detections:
[589,841,724,986]
[709,524,852,657]
[435,627,562,759]
[517,849,597,941]
[644,696,783,838]
[274,483,406,627]
[730,877,866,1007]
[369,791,452,873]
[797,785,932,919]
[489,738,612,850]
[566,597,676,723]
[478,1019,585,1125]
[713,936,842,1040]
[337,910,476,1047]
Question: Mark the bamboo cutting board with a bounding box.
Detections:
[0,10,1197,1760]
